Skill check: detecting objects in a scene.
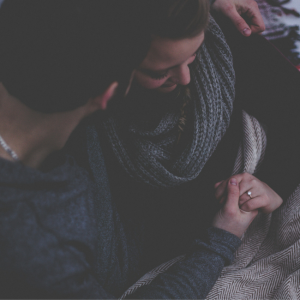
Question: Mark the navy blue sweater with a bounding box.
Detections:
[0,139,241,299]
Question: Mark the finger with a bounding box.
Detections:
[245,6,266,34]
[238,175,261,196]
[214,180,224,189]
[250,17,265,34]
[223,6,251,36]
[223,178,240,209]
[228,173,247,185]
[215,180,228,200]
[215,173,249,200]
[240,196,267,212]
[239,190,256,206]
[240,208,259,223]
[239,180,254,197]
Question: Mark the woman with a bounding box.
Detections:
[60,0,283,296]
[76,0,283,283]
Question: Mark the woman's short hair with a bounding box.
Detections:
[142,0,210,39]
[0,0,150,113]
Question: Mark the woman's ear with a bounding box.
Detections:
[91,81,119,111]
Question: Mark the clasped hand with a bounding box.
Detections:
[212,173,283,238]
[215,172,283,214]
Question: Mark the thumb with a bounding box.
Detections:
[214,180,224,189]
[223,178,240,209]
[224,7,251,36]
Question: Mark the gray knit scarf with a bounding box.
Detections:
[103,17,235,188]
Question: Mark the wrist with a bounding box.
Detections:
[193,227,242,265]
[212,222,243,238]
[211,213,242,238]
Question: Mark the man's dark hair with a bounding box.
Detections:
[0,0,150,113]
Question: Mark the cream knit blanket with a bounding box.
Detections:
[122,111,300,299]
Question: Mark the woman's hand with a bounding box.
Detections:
[215,173,283,214]
[212,177,258,238]
[212,0,265,36]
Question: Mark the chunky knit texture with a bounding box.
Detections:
[103,16,235,188]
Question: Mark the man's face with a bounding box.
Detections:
[134,31,205,94]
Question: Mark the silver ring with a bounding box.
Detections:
[247,191,253,199]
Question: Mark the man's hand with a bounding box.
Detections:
[212,0,265,36]
[215,173,283,214]
[212,177,258,238]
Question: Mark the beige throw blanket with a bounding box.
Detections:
[206,185,300,299]
[121,111,300,299]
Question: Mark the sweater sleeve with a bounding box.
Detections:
[0,198,116,299]
[0,197,240,300]
[1,188,240,300]
[127,227,241,299]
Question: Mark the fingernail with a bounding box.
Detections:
[230,178,237,186]
[243,28,251,35]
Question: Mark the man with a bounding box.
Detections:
[0,0,150,298]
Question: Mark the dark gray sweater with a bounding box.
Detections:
[0,141,241,299]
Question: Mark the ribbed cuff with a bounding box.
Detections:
[193,227,241,265]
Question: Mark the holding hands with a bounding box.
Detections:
[215,173,283,214]
[212,178,258,238]
[212,173,283,238]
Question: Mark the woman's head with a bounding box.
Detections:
[134,0,210,93]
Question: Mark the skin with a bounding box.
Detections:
[212,0,265,36]
[133,28,268,236]
[0,81,118,169]
[135,32,205,93]
[215,173,283,214]
[134,0,266,94]
[0,0,265,229]
[212,178,258,238]
[0,77,255,238]
[133,31,260,237]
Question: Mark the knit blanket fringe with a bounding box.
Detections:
[121,110,300,299]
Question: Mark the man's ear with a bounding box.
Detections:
[92,82,119,111]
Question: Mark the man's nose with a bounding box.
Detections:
[171,64,191,86]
